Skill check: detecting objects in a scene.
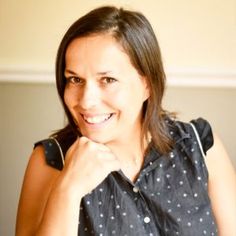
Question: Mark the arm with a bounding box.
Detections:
[15,146,62,235]
[16,137,120,236]
[205,133,236,236]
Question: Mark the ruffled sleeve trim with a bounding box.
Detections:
[190,118,214,155]
[34,138,64,170]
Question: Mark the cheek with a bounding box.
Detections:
[106,89,127,109]
[109,88,144,116]
[64,88,78,111]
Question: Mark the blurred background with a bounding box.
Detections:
[0,0,235,235]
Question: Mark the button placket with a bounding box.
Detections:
[133,186,139,193]
[144,216,151,223]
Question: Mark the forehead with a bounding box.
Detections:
[66,34,124,58]
[65,34,137,74]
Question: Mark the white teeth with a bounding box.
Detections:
[83,114,112,124]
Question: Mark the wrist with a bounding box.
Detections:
[53,172,85,202]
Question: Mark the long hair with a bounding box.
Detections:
[53,6,173,154]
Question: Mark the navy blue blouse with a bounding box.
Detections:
[35,118,217,236]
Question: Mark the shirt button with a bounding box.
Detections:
[144,216,150,223]
[133,186,139,193]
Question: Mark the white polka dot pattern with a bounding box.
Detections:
[38,118,217,236]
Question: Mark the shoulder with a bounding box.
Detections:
[35,138,65,170]
[21,143,62,200]
[190,118,213,154]
[168,117,214,154]
[29,143,62,175]
[205,133,234,172]
[205,132,235,185]
[33,129,77,171]
[21,145,61,196]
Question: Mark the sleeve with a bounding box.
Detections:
[190,118,214,154]
[34,138,64,170]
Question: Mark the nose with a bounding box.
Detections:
[79,82,101,110]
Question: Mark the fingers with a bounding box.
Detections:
[67,136,119,164]
[79,137,120,170]
[62,136,121,195]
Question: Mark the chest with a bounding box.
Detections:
[78,148,217,236]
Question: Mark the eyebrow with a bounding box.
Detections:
[97,71,112,75]
[64,69,78,75]
[64,69,113,76]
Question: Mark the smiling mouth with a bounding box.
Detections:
[82,113,113,124]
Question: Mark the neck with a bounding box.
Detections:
[105,133,149,182]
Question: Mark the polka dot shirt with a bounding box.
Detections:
[35,118,218,236]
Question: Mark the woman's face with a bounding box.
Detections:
[64,34,149,145]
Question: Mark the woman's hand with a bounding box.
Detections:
[60,136,121,197]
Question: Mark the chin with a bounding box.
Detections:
[82,132,113,144]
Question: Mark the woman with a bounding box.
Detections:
[16,6,236,236]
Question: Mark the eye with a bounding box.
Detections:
[102,77,117,84]
[66,76,83,85]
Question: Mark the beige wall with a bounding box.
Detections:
[1,0,236,235]
[0,0,236,70]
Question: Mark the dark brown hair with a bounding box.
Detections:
[53,5,173,154]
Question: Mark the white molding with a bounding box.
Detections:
[0,66,236,88]
[166,68,236,88]
[0,66,55,83]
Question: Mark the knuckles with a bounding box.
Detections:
[66,136,119,170]
[78,136,89,144]
[78,137,111,152]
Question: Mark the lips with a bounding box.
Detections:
[82,113,113,124]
